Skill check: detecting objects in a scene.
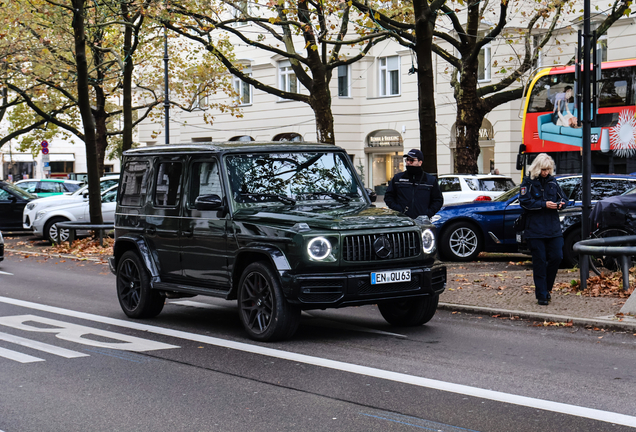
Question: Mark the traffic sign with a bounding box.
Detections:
[41,140,48,148]
[42,147,49,155]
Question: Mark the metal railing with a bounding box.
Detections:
[573,234,636,291]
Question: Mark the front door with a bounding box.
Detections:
[0,188,25,230]
[180,157,229,290]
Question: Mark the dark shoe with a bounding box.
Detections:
[547,292,552,300]
[538,299,549,306]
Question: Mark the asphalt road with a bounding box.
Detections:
[1,252,635,431]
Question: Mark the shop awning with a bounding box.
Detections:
[2,153,35,163]
[49,153,76,162]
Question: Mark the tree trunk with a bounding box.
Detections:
[454,68,482,174]
[309,77,335,144]
[122,3,134,153]
[413,0,438,175]
[71,0,103,224]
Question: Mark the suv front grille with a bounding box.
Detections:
[343,232,420,261]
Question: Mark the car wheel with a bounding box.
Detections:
[378,294,439,326]
[440,222,482,261]
[116,250,164,318]
[44,217,70,244]
[562,229,581,268]
[238,261,301,342]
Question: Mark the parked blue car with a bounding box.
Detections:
[432,174,636,263]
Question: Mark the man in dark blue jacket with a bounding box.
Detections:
[519,153,567,305]
[384,149,444,219]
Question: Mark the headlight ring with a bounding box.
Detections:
[422,228,435,254]
[307,237,332,261]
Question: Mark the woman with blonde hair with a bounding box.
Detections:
[519,153,568,305]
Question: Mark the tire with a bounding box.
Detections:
[589,228,631,273]
[378,294,439,326]
[439,222,482,261]
[562,229,581,268]
[116,250,164,318]
[238,261,301,342]
[44,217,70,244]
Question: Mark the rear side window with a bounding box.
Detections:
[37,182,63,193]
[478,178,515,191]
[120,161,150,207]
[154,162,183,207]
[438,177,461,192]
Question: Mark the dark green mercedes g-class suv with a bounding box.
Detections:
[109,142,446,341]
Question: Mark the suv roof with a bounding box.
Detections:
[124,142,337,156]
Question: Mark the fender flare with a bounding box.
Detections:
[113,235,161,284]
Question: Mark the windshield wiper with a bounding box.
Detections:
[303,192,352,203]
[239,192,296,205]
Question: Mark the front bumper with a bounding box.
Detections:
[283,264,446,309]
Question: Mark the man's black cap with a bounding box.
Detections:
[404,149,424,160]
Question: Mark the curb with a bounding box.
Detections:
[438,302,636,332]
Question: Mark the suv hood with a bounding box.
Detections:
[234,205,416,230]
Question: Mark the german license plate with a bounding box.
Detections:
[516,233,521,243]
[371,269,411,285]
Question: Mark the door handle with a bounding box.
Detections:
[145,226,156,235]
[180,230,193,237]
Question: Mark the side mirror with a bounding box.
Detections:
[195,194,224,211]
[515,153,526,171]
[8,194,17,203]
[365,188,377,203]
[82,191,89,199]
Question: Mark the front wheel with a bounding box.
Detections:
[378,294,439,326]
[45,217,70,244]
[116,251,164,318]
[238,262,301,342]
[439,222,482,261]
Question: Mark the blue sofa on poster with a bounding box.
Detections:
[537,103,602,147]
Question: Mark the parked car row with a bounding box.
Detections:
[14,179,82,197]
[438,174,516,204]
[431,174,636,266]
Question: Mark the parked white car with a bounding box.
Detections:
[32,186,118,243]
[438,174,516,204]
[23,175,119,231]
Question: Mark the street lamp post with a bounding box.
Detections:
[163,25,170,145]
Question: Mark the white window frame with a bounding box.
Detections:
[233,74,252,106]
[378,56,400,97]
[477,44,491,82]
[230,0,251,27]
[532,35,543,69]
[279,60,298,98]
[337,64,351,98]
[597,35,608,63]
[193,87,208,110]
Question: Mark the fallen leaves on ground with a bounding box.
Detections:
[558,270,635,298]
[532,320,574,327]
[48,237,114,258]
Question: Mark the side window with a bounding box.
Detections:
[189,160,223,207]
[0,189,10,200]
[154,162,183,207]
[590,179,635,201]
[100,180,119,193]
[464,178,479,191]
[20,182,37,193]
[37,182,62,193]
[557,177,581,200]
[101,189,118,203]
[439,177,461,192]
[120,161,150,207]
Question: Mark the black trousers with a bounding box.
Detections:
[527,236,564,300]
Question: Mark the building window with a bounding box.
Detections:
[478,44,491,82]
[597,35,608,63]
[279,61,298,95]
[532,35,543,69]
[193,91,208,110]
[379,56,400,96]
[233,75,252,105]
[338,65,350,97]
[230,0,250,27]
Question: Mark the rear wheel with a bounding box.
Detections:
[440,222,482,261]
[378,294,439,326]
[45,217,70,244]
[116,251,164,318]
[238,261,301,342]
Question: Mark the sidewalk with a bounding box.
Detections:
[2,232,635,331]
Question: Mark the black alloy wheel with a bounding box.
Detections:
[238,262,300,342]
[116,250,164,318]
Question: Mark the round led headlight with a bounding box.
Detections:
[422,228,435,254]
[307,237,332,261]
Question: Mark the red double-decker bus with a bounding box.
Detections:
[519,58,636,175]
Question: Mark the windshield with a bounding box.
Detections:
[225,151,366,209]
[493,185,520,202]
[73,179,119,196]
[4,182,36,199]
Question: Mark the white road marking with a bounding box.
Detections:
[0,346,44,363]
[0,295,634,427]
[0,315,179,352]
[0,271,13,276]
[0,331,89,358]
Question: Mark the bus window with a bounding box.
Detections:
[598,66,635,107]
[527,74,575,113]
